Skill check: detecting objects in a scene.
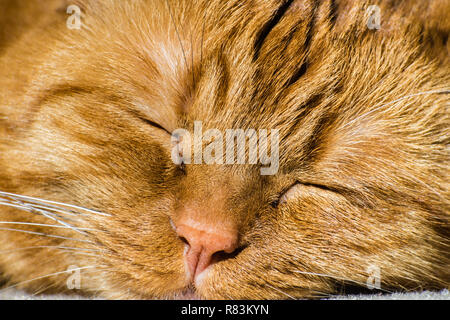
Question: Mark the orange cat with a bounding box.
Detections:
[0,0,448,299]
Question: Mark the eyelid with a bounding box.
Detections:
[279,183,303,205]
[139,116,172,135]
[131,101,178,134]
[278,182,337,205]
[129,109,172,135]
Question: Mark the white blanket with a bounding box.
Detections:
[0,288,448,300]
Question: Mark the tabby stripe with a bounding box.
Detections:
[33,85,111,110]
[329,0,338,27]
[284,93,324,129]
[253,0,296,61]
[285,0,319,88]
[299,108,336,164]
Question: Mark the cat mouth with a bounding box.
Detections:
[173,287,203,300]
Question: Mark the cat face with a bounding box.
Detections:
[0,0,448,299]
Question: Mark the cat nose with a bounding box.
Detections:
[175,219,238,279]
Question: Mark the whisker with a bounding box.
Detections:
[26,204,83,218]
[190,25,195,84]
[200,9,207,67]
[0,199,80,218]
[0,265,99,293]
[0,200,46,214]
[0,191,111,217]
[0,191,112,237]
[265,284,297,300]
[0,227,94,244]
[30,265,115,297]
[66,252,102,258]
[293,270,393,294]
[31,282,63,296]
[0,195,83,218]
[0,200,76,224]
[165,0,189,73]
[0,221,98,232]
[0,245,102,255]
[0,200,88,236]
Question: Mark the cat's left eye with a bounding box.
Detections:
[270,183,300,208]
[276,182,338,207]
[278,183,303,205]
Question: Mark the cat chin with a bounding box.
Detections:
[174,261,221,299]
[171,288,203,300]
[193,266,212,289]
[181,243,215,289]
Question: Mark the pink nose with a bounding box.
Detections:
[176,220,238,279]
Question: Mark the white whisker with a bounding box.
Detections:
[293,270,392,294]
[0,227,94,244]
[265,284,296,300]
[25,204,82,217]
[0,199,74,219]
[0,245,101,255]
[0,196,82,218]
[0,200,75,224]
[0,265,99,292]
[0,221,97,232]
[0,191,111,217]
[0,200,88,236]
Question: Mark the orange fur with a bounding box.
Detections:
[0,0,448,299]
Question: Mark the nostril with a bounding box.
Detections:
[210,245,247,265]
[175,221,240,277]
[179,236,190,246]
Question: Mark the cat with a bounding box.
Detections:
[0,0,448,299]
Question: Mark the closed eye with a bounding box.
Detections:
[279,183,303,205]
[139,117,171,135]
[277,182,340,206]
[129,109,172,135]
